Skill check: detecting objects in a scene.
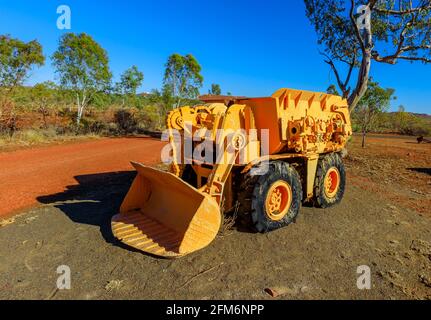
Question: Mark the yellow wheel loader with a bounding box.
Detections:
[111,88,352,258]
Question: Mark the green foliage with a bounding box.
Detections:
[353,79,395,133]
[359,81,395,113]
[161,84,175,110]
[114,109,138,134]
[349,80,431,138]
[358,111,431,136]
[393,107,431,136]
[31,81,59,128]
[0,35,45,89]
[163,53,203,107]
[305,0,358,67]
[304,0,431,111]
[326,84,340,95]
[0,33,206,135]
[138,105,164,131]
[31,81,58,107]
[209,83,222,95]
[116,65,144,95]
[52,33,112,92]
[52,33,112,125]
[403,117,431,136]
[0,35,211,138]
[7,82,427,139]
[91,91,115,109]
[371,1,431,62]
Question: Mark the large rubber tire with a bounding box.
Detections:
[238,161,303,233]
[314,153,346,209]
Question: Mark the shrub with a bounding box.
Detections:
[0,97,19,136]
[17,129,46,144]
[137,105,163,131]
[114,109,138,134]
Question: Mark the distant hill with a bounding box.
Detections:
[388,112,431,121]
[411,113,431,120]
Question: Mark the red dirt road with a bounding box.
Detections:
[0,138,165,218]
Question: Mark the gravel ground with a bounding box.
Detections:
[0,135,430,300]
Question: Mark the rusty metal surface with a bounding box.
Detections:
[199,94,247,104]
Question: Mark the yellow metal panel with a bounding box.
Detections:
[114,163,221,258]
[113,88,352,257]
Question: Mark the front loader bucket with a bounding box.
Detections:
[111,162,221,258]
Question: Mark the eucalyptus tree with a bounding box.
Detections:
[52,33,112,125]
[305,0,431,111]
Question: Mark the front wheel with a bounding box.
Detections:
[240,161,303,233]
[313,153,346,208]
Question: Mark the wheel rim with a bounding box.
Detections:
[324,167,340,198]
[265,181,292,221]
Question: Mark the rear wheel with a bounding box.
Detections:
[239,161,303,233]
[314,153,346,208]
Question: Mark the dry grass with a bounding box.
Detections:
[0,129,100,151]
[219,200,240,237]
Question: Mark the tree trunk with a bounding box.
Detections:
[348,51,371,112]
[76,92,88,127]
[348,12,373,113]
[348,23,372,113]
[41,106,48,129]
[175,96,182,109]
[362,130,366,148]
[76,94,81,126]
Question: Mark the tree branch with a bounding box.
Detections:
[397,55,431,62]
[348,0,374,111]
[370,10,431,64]
[401,44,431,52]
[374,4,431,15]
[321,52,350,98]
[350,0,366,53]
[343,49,357,92]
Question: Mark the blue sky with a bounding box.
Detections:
[0,0,430,114]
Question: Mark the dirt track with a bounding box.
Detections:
[0,135,430,300]
[0,137,164,217]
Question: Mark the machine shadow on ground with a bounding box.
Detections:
[36,168,260,252]
[407,168,431,175]
[36,171,140,252]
